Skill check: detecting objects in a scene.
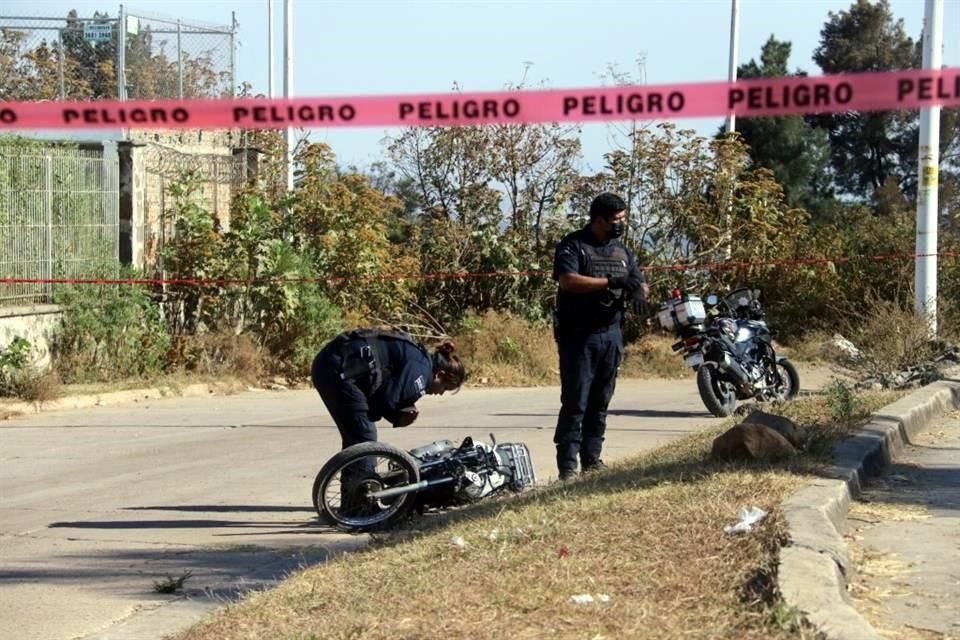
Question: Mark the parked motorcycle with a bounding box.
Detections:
[312,434,537,532]
[657,287,800,417]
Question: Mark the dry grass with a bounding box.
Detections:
[0,367,63,403]
[847,501,931,524]
[453,311,558,386]
[831,297,948,378]
[169,331,263,383]
[777,331,837,366]
[35,373,256,402]
[455,311,695,387]
[174,391,903,640]
[10,369,62,403]
[621,333,692,379]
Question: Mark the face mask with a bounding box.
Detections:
[609,221,624,238]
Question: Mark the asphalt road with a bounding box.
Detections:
[0,367,836,640]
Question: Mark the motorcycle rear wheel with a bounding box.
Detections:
[313,442,421,533]
[697,361,738,417]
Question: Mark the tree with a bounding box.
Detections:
[810,0,956,203]
[0,9,228,101]
[486,97,582,247]
[721,36,834,219]
[60,11,119,98]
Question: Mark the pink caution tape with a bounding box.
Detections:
[0,67,957,131]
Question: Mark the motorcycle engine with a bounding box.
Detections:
[458,443,513,499]
[408,437,537,506]
[458,442,537,500]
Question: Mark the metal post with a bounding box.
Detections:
[283,0,294,191]
[268,0,275,98]
[725,0,740,133]
[177,19,183,98]
[44,155,53,302]
[57,29,65,100]
[230,11,237,96]
[721,0,740,260]
[915,0,944,336]
[117,4,126,100]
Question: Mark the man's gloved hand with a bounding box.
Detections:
[607,275,646,297]
[630,295,649,316]
[390,406,419,428]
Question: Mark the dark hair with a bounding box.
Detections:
[589,192,627,221]
[432,340,466,390]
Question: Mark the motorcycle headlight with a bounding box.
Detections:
[719,318,736,336]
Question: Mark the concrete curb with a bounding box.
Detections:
[777,372,960,639]
[0,380,256,419]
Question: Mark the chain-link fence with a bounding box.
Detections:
[0,7,235,102]
[0,144,119,306]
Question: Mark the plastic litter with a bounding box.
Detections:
[723,506,768,534]
[569,593,612,605]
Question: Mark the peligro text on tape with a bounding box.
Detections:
[728,82,853,109]
[0,67,957,131]
[562,92,686,116]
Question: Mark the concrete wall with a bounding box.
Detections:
[121,129,242,270]
[0,305,62,371]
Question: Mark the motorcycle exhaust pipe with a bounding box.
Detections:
[719,353,751,386]
[368,476,454,500]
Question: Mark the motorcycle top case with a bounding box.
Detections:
[658,295,707,331]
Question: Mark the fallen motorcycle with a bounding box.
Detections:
[312,434,537,532]
[657,286,800,417]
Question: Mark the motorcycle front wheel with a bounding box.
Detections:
[774,358,801,401]
[312,442,421,533]
[697,361,737,417]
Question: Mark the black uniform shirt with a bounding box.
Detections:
[552,225,643,335]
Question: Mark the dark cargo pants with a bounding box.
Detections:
[310,342,379,495]
[553,328,623,477]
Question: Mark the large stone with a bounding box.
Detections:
[711,422,798,462]
[740,410,801,447]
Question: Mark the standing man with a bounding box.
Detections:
[551,192,649,480]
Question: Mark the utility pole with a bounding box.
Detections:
[283,0,294,191]
[722,0,740,261]
[915,0,943,336]
[725,0,740,133]
[267,0,275,98]
[117,4,126,100]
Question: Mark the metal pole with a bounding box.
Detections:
[720,0,740,261]
[915,0,944,336]
[117,4,126,100]
[725,0,740,133]
[268,0,275,98]
[57,29,65,100]
[230,11,237,96]
[177,19,183,98]
[45,155,53,302]
[283,0,294,191]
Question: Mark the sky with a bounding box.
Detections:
[7,0,960,173]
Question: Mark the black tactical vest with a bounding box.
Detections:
[555,241,631,335]
[337,328,430,392]
[581,242,630,282]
